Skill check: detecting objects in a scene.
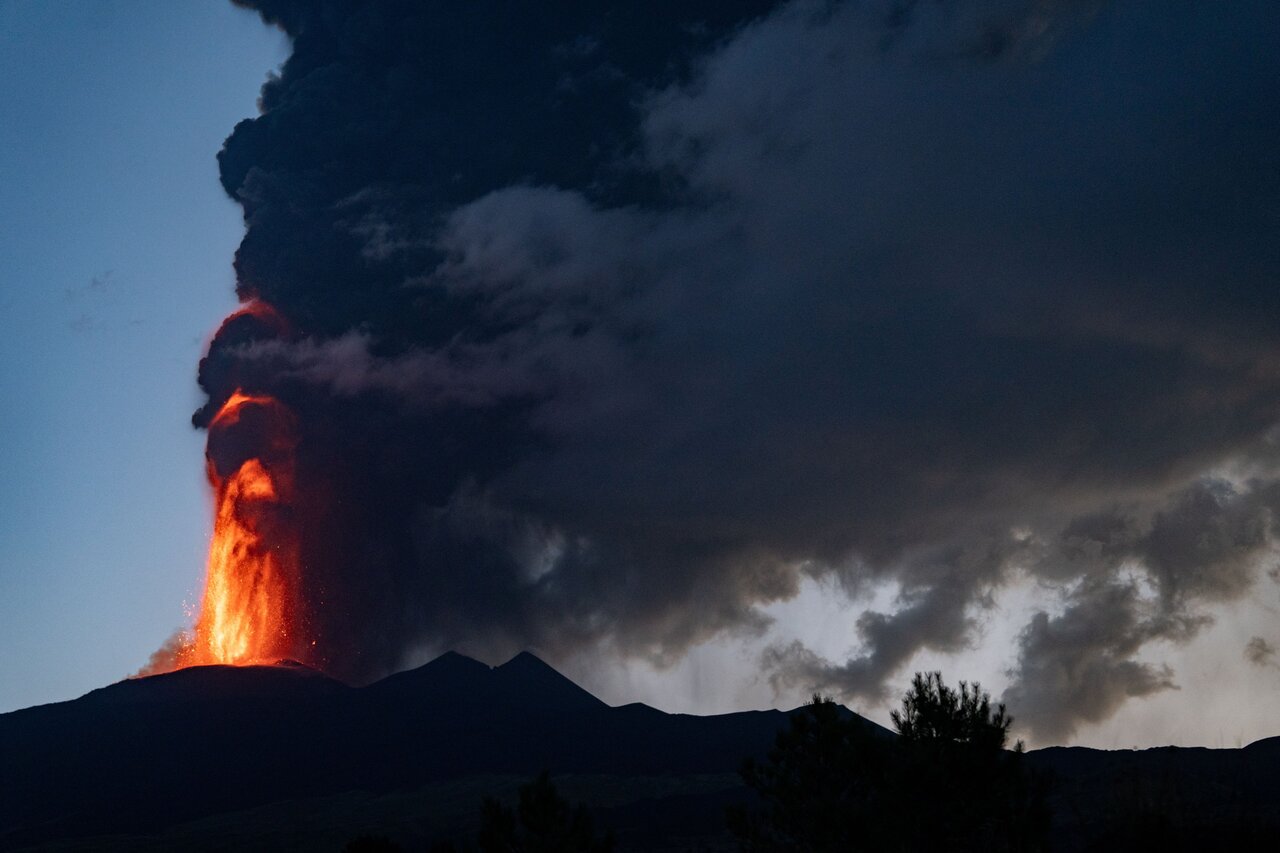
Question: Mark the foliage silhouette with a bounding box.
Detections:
[430,771,614,853]
[728,694,894,851]
[892,671,1017,751]
[730,673,1048,852]
[891,672,1046,852]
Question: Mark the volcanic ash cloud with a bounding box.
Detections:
[160,0,1280,741]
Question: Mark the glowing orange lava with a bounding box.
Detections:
[178,390,305,668]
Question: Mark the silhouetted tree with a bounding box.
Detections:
[892,671,1016,751]
[730,674,1048,853]
[475,771,614,853]
[890,672,1046,852]
[728,695,893,851]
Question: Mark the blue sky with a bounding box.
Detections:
[0,1,285,712]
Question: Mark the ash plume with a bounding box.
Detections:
[194,0,1280,738]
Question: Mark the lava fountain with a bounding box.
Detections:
[137,300,315,676]
[178,390,305,667]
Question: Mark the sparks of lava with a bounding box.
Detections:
[178,389,306,668]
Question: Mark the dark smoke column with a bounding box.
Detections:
[196,0,785,682]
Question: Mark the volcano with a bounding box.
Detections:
[2,655,1276,851]
[0,653,832,850]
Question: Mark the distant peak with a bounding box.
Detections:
[498,650,551,669]
[434,650,486,665]
[369,650,490,689]
[494,651,606,710]
[424,650,491,672]
[361,650,606,711]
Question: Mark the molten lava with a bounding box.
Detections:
[178,390,306,668]
[135,299,316,677]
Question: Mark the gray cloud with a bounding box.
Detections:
[1001,578,1186,743]
[998,477,1277,740]
[765,528,1037,703]
[1245,636,1277,669]
[765,586,976,704]
[770,474,1278,738]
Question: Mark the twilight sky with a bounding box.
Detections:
[2,0,1279,749]
[0,0,285,713]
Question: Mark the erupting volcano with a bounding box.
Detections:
[138,298,318,675]
[180,389,306,667]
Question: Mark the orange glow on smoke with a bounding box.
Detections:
[178,390,305,668]
[221,299,290,338]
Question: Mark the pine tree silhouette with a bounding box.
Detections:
[730,673,1048,852]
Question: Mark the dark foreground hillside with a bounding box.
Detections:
[0,653,839,850]
[1,654,1275,851]
[1030,737,1280,851]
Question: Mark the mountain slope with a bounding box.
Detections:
[0,652,805,848]
[2,653,1274,851]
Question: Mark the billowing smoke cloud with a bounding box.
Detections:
[199,0,1280,738]
[1002,476,1280,740]
[777,475,1280,740]
[1001,578,1185,743]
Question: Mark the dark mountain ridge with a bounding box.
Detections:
[1,654,1275,851]
[0,653,842,848]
